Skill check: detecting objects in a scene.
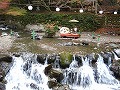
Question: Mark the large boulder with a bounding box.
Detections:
[44,65,64,82]
[44,64,52,75]
[53,84,70,90]
[59,52,73,69]
[37,54,47,65]
[0,55,13,77]
[48,79,70,90]
[110,60,120,78]
[25,24,45,32]
[49,69,64,83]
[48,78,59,89]
[47,54,56,64]
[0,55,12,63]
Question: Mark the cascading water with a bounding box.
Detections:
[5,53,51,90]
[76,57,95,88]
[69,55,78,68]
[44,54,49,65]
[54,55,60,68]
[96,55,119,84]
[62,54,120,90]
[5,53,120,90]
[108,56,112,67]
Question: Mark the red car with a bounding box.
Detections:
[60,33,80,39]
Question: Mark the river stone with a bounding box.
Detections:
[48,78,58,88]
[0,82,5,90]
[73,55,82,66]
[110,60,120,78]
[37,54,47,64]
[12,53,20,57]
[82,41,89,46]
[0,55,12,62]
[57,84,70,90]
[47,54,56,64]
[0,55,13,77]
[63,42,73,46]
[44,64,52,75]
[59,52,73,69]
[49,69,64,83]
[25,24,45,32]
[30,83,39,90]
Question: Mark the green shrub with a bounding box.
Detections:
[60,52,73,66]
[2,12,104,31]
[45,23,58,38]
[45,28,56,38]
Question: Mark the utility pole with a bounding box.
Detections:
[95,0,98,14]
[93,0,95,7]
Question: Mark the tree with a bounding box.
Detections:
[0,0,10,10]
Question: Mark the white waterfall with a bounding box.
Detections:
[54,55,60,68]
[5,55,51,90]
[108,57,112,67]
[62,55,120,90]
[5,53,120,90]
[96,55,119,85]
[69,55,78,68]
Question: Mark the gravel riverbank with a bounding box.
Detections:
[0,35,16,53]
[0,32,119,54]
[76,32,120,44]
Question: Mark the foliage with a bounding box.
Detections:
[45,28,56,38]
[60,52,73,66]
[45,23,58,37]
[2,12,102,31]
[6,6,27,16]
[0,0,12,2]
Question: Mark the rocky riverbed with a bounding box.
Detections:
[0,31,119,55]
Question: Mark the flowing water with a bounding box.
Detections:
[62,55,120,90]
[5,53,51,90]
[5,53,120,90]
[113,51,120,60]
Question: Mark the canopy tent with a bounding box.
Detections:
[69,19,79,23]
